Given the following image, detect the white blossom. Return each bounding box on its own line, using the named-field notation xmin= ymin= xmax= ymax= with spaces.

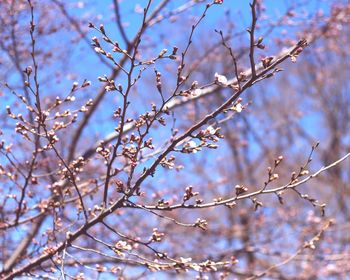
xmin=215 ymin=72 xmax=228 ymax=86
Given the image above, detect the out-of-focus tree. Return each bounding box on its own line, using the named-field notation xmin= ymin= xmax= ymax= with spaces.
xmin=1 ymin=0 xmax=350 ymax=279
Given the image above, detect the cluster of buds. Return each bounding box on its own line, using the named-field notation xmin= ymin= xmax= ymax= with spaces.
xmin=98 ymin=75 xmax=123 ymax=93
xmin=23 ymin=66 xmax=33 ymax=76
xmin=234 ymin=72 xmax=247 ymax=84
xmin=197 ymin=126 xmax=223 ymax=142
xmin=252 ymin=198 xmax=263 ymax=211
xmin=0 ymin=142 xmax=11 ymax=153
xmin=177 ymin=64 xmax=186 ymax=85
xmin=96 ymin=142 xmax=110 ymax=159
xmin=183 ymin=186 xmax=199 ymax=202
xmin=89 ymin=204 xmax=103 ymax=217
xmin=227 ymin=99 xmax=244 ymax=113
xmin=215 ymin=72 xmax=228 ymax=87
xmin=54 ymin=109 xmax=71 ymax=119
xmin=99 ymin=24 xmax=125 ymax=54
xmin=92 ymin=36 xmax=106 ymax=55
xmin=71 ymin=82 xmax=79 ymax=92
xmin=42 ymin=130 xmax=59 ymax=150
xmin=261 ymin=56 xmax=274 ymax=69
xmin=47 ymin=88 xmax=90 ymax=128
xmin=35 ymin=111 xmax=50 ymax=124
xmin=160 ymin=155 xmax=175 ymax=169
xmin=142 ymin=47 xmax=177 ymax=64
xmin=122 ymin=144 xmax=137 ymax=162
xmin=113 ymin=240 xmax=132 ymax=257
xmin=113 ymin=107 xmax=122 ymax=118
xmin=290 ymin=38 xmax=308 ymax=63
xmin=81 ymin=79 xmax=91 ymax=88
xmin=172 ymin=46 xmax=178 ymax=56
xmin=256 ymin=36 xmax=265 ymax=49
xmin=52 ymin=116 xmax=78 ymax=131
xmin=122 ymin=133 xmax=141 ymax=144
xmin=158 ymin=49 xmax=167 ymax=58
xmin=200 ymin=126 xmax=225 ymax=151
xmin=264 ymin=155 xmax=283 ymax=185
xmin=134 ymin=112 xmax=152 ymax=128
xmin=235 ymin=184 xmax=248 ymax=196
xmin=157 ymin=198 xmax=170 ymax=207
xmin=104 ymin=81 xmax=116 ymax=92
xmin=37 ymin=199 xmax=56 ymax=213
xmin=112 ymin=42 xmax=123 ymax=53
xmin=43 ymin=246 xmax=57 ymax=255
xmin=179 ymin=80 xmax=199 ymax=97
xmin=143 ymin=138 xmax=154 ymax=149
xmin=78 ymin=99 xmax=93 ymax=114
xmin=182 ymin=126 xmax=224 ymax=154
xmin=155 ymin=70 xmax=162 ymax=94
xmin=267 ymin=166 xmax=279 ymax=182
xmin=182 ymin=140 xmax=201 ymax=154
xmin=114 ymin=240 xmax=132 ymax=251
xmin=91 ymin=24 xmax=128 ymax=63
xmin=6 ymin=106 xmax=25 ymax=120
xmin=151 ymin=228 xmax=165 ymax=242
xmin=52 ymin=96 xmax=63 ymax=108
xmin=95 ymin=264 xmax=107 ymax=273
xmin=69 ymin=156 xmax=85 ymax=174
xmin=115 ymin=180 xmax=125 ymax=193
xmin=157 ymin=116 xmax=166 ymax=126
xmin=194 ymin=218 xmax=208 ymax=231
xmin=15 ymin=122 xmax=30 ymax=140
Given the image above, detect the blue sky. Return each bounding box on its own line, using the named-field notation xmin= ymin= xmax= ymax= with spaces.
xmin=0 ymin=0 xmax=344 ymax=278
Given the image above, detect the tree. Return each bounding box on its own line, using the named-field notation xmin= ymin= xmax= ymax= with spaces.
xmin=1 ymin=0 xmax=350 ymax=279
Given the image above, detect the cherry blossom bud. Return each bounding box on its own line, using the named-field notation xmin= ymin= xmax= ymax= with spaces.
xmin=215 ymin=72 xmax=228 ymax=86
